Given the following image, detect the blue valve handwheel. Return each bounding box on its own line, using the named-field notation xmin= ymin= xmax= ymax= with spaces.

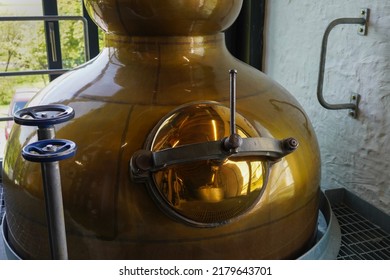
xmin=22 ymin=139 xmax=77 ymax=163
xmin=14 ymin=104 xmax=75 ymax=127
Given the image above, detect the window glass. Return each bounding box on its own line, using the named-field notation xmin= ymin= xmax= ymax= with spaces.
xmin=58 ymin=0 xmax=87 ymax=68
xmin=1 ymin=0 xmax=100 ymax=156
xmin=0 ymin=0 xmax=43 ymax=16
xmin=0 ymin=0 xmax=47 ymax=145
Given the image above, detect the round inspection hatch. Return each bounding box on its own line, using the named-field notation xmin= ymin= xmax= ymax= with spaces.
xmin=143 ymin=102 xmax=269 ymax=227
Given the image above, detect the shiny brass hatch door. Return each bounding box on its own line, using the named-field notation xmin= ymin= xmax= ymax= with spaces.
xmin=130 ymin=100 xmax=298 ymax=227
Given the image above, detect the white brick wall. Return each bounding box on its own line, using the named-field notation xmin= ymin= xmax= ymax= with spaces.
xmin=264 ymin=0 xmax=390 ymax=214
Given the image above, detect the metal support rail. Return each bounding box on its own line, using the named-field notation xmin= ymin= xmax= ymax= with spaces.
xmin=0 ymin=15 xmax=90 ymax=78
xmin=0 ymin=117 xmax=14 ymax=122
xmin=316 ymin=9 xmax=369 ymax=118
xmin=0 ymin=69 xmax=69 ymax=77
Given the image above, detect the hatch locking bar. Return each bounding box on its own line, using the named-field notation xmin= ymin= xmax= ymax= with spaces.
xmin=130 ymin=70 xmax=299 ymax=181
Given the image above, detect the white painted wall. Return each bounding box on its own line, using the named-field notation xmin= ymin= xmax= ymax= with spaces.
xmin=264 ymin=0 xmax=390 ymax=214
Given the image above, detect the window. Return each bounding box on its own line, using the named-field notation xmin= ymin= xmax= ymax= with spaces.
xmin=0 ymin=0 xmax=99 ymax=156
xmin=0 ymin=0 xmax=265 ymax=157
xmin=225 ymin=0 xmax=265 ymax=70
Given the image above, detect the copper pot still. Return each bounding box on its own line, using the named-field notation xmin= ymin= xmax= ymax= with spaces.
xmin=2 ymin=0 xmax=321 ymax=259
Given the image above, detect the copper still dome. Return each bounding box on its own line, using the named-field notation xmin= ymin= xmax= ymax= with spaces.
xmin=2 ymin=0 xmax=321 ymax=259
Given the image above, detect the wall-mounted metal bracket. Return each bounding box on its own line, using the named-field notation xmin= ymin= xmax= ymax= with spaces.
xmin=358 ymin=8 xmax=369 ymax=35
xmin=316 ymin=8 xmax=369 ymax=118
xmin=348 ymin=94 xmax=360 ymax=118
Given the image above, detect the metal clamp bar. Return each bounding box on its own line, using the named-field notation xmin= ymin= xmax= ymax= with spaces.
xmin=130 ymin=136 xmax=298 ymax=181
xmin=130 ymin=69 xmax=298 ymax=182
xmin=317 ymin=8 xmax=369 ymax=118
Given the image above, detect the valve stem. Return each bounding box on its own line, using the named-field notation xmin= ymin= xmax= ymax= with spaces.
xmin=223 ymin=69 xmax=242 ymax=153
xmin=229 ymin=69 xmax=237 ymax=135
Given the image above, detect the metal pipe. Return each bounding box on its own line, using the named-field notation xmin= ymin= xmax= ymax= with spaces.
xmin=317 ymin=16 xmax=367 ymax=113
xmin=14 ymin=105 xmax=76 ymax=260
xmin=40 ymin=160 xmax=68 ymax=260
xmin=38 ymin=126 xmax=56 ymax=140
xmin=0 ymin=117 xmax=13 ymax=122
xmin=36 ymin=127 xmax=68 ymax=260
xmin=0 ymin=15 xmax=89 ymax=22
xmin=229 ymin=69 xmax=237 ymax=135
xmin=35 ymin=121 xmax=67 ymax=259
xmin=0 ymin=69 xmax=68 ymax=77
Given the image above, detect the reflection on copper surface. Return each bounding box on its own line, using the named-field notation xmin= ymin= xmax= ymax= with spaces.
xmin=85 ymin=0 xmax=243 ymax=36
xmin=2 ymin=0 xmax=321 ymax=259
xmin=148 ymin=102 xmax=266 ymax=224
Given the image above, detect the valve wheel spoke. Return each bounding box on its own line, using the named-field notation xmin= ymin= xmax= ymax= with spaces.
xmin=22 ymin=139 xmax=77 ymax=163
xmin=14 ymin=104 xmax=75 ymax=127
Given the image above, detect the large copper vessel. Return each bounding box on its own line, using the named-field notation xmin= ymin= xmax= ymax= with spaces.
xmin=2 ymin=0 xmax=321 ymax=259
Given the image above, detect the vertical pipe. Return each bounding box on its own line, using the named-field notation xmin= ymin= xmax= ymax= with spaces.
xmin=40 ymin=161 xmax=68 ymax=260
xmin=37 ymin=125 xmax=68 ymax=260
xmin=38 ymin=126 xmax=55 ymax=140
xmin=229 ymin=69 xmax=237 ymax=136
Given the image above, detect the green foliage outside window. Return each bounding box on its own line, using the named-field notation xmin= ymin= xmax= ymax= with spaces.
xmin=0 ymin=0 xmax=91 ymax=105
